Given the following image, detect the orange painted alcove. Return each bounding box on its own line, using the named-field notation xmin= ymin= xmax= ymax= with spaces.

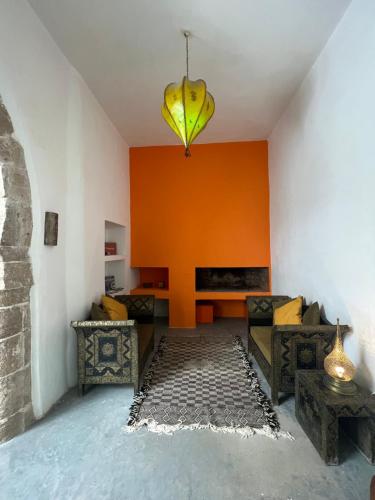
xmin=130 ymin=141 xmax=271 ymax=327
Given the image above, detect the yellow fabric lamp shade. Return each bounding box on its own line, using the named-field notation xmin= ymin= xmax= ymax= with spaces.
xmin=162 ymin=76 xmax=215 ymax=157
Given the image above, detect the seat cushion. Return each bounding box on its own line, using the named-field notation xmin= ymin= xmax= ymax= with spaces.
xmin=137 ymin=323 xmax=154 ymax=360
xmin=250 ymin=326 xmax=272 ymax=365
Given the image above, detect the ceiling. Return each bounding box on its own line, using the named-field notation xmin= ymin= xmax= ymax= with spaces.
xmin=28 ymin=0 xmax=350 ymax=147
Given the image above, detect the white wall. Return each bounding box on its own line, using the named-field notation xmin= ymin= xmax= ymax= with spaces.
xmin=269 ymin=0 xmax=375 ymax=390
xmin=0 ymin=0 xmax=135 ymax=417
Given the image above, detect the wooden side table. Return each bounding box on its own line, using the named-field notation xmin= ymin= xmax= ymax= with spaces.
xmin=295 ymin=370 xmax=375 ymax=465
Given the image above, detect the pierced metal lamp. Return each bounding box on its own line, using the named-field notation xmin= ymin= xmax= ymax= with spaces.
xmin=162 ymin=31 xmax=215 ymax=157
xmin=323 ymin=318 xmax=357 ymax=395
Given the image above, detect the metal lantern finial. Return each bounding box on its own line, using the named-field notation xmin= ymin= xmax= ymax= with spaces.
xmin=161 ymin=31 xmax=215 ymax=157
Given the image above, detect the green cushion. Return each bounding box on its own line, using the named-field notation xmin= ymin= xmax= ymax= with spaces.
xmin=90 ymin=302 xmax=109 ymax=321
xmin=303 ymin=302 xmax=320 ymax=325
xmin=250 ymin=326 xmax=272 ymax=365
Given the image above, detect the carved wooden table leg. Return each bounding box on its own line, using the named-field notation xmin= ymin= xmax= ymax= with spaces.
xmin=358 ymin=417 xmax=375 ymax=464
xmin=321 ymin=405 xmax=339 ymax=465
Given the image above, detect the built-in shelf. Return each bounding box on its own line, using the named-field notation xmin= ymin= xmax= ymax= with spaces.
xmin=195 ymin=290 xmax=271 ymax=301
xmin=104 ymin=255 xmax=126 ymax=262
xmin=134 ymin=267 xmax=169 ymax=289
xmin=195 ymin=267 xmax=270 ymax=293
xmin=130 ymin=287 xmax=170 ymax=300
xmin=107 ymin=288 xmax=129 ymax=297
xmin=105 ymin=220 xmax=127 ymax=293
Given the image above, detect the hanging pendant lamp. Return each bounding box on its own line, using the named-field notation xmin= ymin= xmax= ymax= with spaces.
xmin=162 ymin=31 xmax=215 ymax=157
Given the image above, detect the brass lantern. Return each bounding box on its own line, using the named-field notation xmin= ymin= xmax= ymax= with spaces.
xmin=162 ymin=32 xmax=215 ymax=157
xmin=323 ymin=319 xmax=357 ymax=395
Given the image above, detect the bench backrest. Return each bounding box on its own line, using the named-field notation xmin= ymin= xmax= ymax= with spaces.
xmin=115 ymin=294 xmax=155 ymax=323
xmin=246 ymin=295 xmax=290 ymax=326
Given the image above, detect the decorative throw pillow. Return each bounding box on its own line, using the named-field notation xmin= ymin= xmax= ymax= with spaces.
xmin=302 ymin=302 xmax=320 ymax=325
xmin=102 ymin=295 xmax=128 ymax=321
xmin=273 ymin=296 xmax=303 ymax=325
xmin=90 ymin=302 xmax=109 ymax=321
xmin=272 ymin=298 xmax=292 ymax=314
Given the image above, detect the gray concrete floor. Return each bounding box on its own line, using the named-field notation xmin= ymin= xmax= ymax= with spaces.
xmin=0 ymin=319 xmax=373 ymax=500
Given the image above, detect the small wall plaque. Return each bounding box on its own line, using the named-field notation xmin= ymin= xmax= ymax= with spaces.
xmin=44 ymin=212 xmax=58 ymax=246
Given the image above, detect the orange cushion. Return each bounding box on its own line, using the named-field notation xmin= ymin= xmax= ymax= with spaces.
xmin=101 ymin=295 xmax=128 ymax=321
xmin=273 ymin=296 xmax=302 ymax=325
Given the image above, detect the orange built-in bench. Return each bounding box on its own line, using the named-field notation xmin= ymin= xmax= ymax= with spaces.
xmin=130 ymin=266 xmax=271 ymax=322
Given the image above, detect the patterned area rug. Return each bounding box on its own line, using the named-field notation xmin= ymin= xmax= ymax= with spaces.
xmin=125 ymin=336 xmax=290 ymax=439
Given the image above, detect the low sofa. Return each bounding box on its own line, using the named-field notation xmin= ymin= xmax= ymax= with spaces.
xmin=71 ymin=295 xmax=155 ymax=395
xmin=246 ymin=295 xmax=348 ymax=405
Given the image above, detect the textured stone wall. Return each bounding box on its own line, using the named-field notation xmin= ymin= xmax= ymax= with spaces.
xmin=0 ymin=98 xmax=33 ymax=443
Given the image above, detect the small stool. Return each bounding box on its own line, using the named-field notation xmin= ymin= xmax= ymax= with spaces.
xmin=196 ymin=304 xmax=214 ymax=324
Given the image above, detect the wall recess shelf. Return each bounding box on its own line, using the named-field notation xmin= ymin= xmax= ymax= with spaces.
xmin=104 ymin=254 xmax=126 ymax=262
xmin=105 ymin=220 xmax=127 ymax=292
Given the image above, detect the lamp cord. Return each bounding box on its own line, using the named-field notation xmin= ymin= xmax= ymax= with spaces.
xmin=185 ymin=32 xmax=189 ymax=79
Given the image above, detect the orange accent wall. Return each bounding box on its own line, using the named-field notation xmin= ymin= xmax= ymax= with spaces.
xmin=130 ymin=141 xmax=270 ymax=327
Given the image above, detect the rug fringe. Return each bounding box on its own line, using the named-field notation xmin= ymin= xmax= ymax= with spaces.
xmin=232 ymin=336 xmax=283 ymax=435
xmin=124 ymin=418 xmax=292 ymax=440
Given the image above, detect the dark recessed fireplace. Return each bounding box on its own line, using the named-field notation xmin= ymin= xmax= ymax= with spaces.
xmin=195 ymin=267 xmax=269 ymax=292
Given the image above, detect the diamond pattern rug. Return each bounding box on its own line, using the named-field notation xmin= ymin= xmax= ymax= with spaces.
xmin=125 ymin=336 xmax=290 ymax=439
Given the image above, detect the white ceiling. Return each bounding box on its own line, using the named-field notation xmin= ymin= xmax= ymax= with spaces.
xmin=28 ymin=0 xmax=350 ymax=147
